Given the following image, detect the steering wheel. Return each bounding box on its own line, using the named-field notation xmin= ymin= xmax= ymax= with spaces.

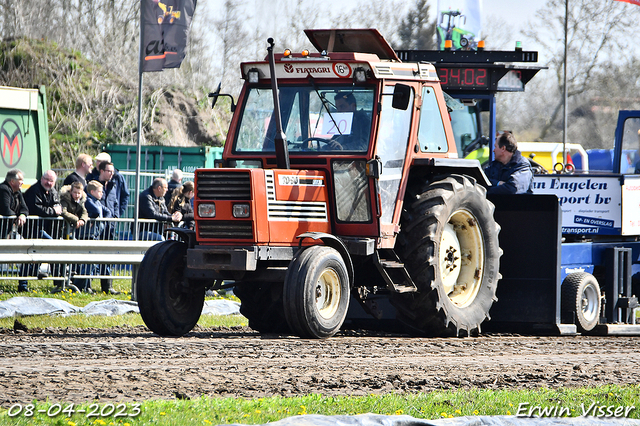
xmin=300 ymin=137 xmax=342 ymax=150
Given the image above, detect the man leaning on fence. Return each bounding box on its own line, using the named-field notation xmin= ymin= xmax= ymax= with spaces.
xmin=1 ymin=170 xmax=29 ymax=292
xmin=24 ymin=170 xmax=63 ymax=238
xmin=0 ymin=169 xmax=28 ymax=233
xmin=19 ymin=170 xmax=62 ymax=292
xmin=139 ymin=178 xmax=182 ymax=241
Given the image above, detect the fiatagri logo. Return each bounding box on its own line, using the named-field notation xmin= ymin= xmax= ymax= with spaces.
xmin=1 ymin=118 xmax=23 ymax=168
xmin=282 ymin=62 xmax=352 ymax=78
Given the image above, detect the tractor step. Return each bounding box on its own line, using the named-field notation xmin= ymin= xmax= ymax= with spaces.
xmin=373 ymin=250 xmax=417 ymax=293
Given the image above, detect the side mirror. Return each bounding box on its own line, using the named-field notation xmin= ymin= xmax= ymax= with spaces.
xmin=208 ymin=83 xmax=236 ymax=112
xmin=209 ymin=83 xmax=222 ymax=109
xmin=392 ymin=84 xmax=411 ymax=110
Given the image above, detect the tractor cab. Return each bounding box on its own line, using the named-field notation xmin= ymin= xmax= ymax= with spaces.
xmin=213 ymin=29 xmax=460 ymax=244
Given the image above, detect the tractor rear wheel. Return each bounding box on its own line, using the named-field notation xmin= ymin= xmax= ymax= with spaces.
xmin=233 ymin=282 xmax=290 ymax=334
xmin=137 ymin=240 xmax=205 ymax=336
xmin=392 ymin=175 xmax=501 ymax=336
xmin=283 ymin=245 xmax=350 ymax=338
xmin=561 ymin=272 xmax=601 ymax=332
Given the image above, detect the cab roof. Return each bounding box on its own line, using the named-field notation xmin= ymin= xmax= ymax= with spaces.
xmin=304 ymin=29 xmax=400 ymax=61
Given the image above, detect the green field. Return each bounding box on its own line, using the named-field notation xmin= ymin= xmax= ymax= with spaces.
xmin=0 ymin=386 xmax=638 ymax=425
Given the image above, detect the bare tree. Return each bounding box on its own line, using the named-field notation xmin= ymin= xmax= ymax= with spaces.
xmin=397 ymin=0 xmax=436 ymax=50
xmin=521 ymin=0 xmax=640 ymax=145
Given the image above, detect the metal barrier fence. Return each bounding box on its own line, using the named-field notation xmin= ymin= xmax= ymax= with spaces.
xmin=0 ymin=216 xmax=169 ymax=285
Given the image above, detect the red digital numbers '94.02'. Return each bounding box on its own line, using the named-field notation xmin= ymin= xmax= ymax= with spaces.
xmin=437 ymin=68 xmax=488 ymax=88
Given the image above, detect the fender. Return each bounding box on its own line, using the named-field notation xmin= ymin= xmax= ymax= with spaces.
xmin=296 ymin=232 xmax=354 ymax=286
xmin=165 ymin=227 xmax=197 ymax=248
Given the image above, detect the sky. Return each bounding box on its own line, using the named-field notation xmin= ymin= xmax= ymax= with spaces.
xmin=213 ymin=0 xmax=550 ymax=57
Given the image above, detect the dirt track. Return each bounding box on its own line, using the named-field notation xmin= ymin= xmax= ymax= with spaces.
xmin=1 ymin=325 xmax=639 ymax=407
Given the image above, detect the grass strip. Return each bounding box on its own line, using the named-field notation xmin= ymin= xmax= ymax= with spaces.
xmin=0 ymin=386 xmax=638 ymax=425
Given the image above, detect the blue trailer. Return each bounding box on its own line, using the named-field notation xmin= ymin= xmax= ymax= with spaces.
xmin=487 ymin=111 xmax=640 ymax=335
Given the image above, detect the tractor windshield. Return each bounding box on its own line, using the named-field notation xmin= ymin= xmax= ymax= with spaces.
xmin=233 ymin=85 xmax=374 ymax=154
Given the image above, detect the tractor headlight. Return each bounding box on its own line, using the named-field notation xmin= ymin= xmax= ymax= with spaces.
xmin=198 ymin=203 xmax=216 ymax=218
xmin=232 ymin=203 xmax=250 ymax=218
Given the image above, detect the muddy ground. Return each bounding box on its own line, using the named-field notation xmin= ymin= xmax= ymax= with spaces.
xmin=1 ymin=325 xmax=639 ymax=407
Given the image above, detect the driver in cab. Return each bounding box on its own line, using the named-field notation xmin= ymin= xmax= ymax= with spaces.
xmin=326 ymin=92 xmax=369 ymax=151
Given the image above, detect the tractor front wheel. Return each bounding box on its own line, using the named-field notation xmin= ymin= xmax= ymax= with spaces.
xmin=283 ymin=246 xmax=350 ymax=338
xmin=137 ymin=240 xmax=205 ymax=336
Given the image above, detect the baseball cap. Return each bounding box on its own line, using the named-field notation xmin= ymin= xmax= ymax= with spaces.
xmin=95 ymin=152 xmax=111 ymax=162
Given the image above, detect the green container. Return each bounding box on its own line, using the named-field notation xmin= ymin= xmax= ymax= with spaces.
xmin=103 ymin=144 xmax=224 ymax=174
xmin=0 ymin=85 xmax=51 ymax=188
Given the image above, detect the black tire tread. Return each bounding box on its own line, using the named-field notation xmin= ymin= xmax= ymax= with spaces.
xmin=561 ymin=272 xmax=601 ymax=332
xmin=137 ymin=241 xmax=204 ymax=336
xmin=391 ymin=174 xmax=501 ymax=336
xmin=283 ymin=245 xmax=350 ymax=338
xmin=234 ymin=282 xmax=290 ymax=334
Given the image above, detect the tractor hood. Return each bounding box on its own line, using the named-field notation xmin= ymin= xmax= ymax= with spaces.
xmin=304 ymin=28 xmax=400 ymax=61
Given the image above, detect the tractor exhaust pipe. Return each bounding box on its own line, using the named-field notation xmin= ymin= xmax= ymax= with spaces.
xmin=267 ymin=37 xmax=290 ymax=169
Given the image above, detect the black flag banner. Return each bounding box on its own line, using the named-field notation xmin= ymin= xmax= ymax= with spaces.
xmin=141 ymin=0 xmax=197 ymax=72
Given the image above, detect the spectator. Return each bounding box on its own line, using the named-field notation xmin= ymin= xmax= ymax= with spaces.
xmin=60 ymin=181 xmax=91 ymax=292
xmin=169 ymin=181 xmax=194 ymax=230
xmin=0 ymin=169 xmax=28 ymax=232
xmin=484 ymin=131 xmax=533 ymax=195
xmin=84 ymin=180 xmax=120 ymax=295
xmin=63 ymin=153 xmax=93 ymax=187
xmin=21 ymin=170 xmax=62 ymax=292
xmin=84 ymin=181 xmax=113 ymax=236
xmin=139 ymin=178 xmax=182 ymax=240
xmin=60 ymin=182 xmax=89 ymax=238
xmin=24 ymin=170 xmax=62 ymax=238
xmin=87 ymin=152 xmax=130 ymax=218
xmin=165 ymin=168 xmax=183 ymax=207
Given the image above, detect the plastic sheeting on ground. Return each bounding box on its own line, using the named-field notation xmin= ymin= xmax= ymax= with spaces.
xmin=226 ymin=414 xmax=640 ymax=426
xmin=0 ymin=297 xmax=240 ymax=318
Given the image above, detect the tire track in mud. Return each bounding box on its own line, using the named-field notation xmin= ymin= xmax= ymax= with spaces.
xmin=1 ymin=326 xmax=638 ymax=406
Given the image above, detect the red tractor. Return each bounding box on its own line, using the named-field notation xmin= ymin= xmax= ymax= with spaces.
xmin=136 ymin=29 xmax=501 ymax=338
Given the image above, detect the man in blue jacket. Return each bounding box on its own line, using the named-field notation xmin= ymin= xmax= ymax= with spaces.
xmin=484 ymin=131 xmax=533 ymax=195
xmin=84 ymin=180 xmax=120 ymax=294
xmin=87 ymin=152 xmax=130 ymax=218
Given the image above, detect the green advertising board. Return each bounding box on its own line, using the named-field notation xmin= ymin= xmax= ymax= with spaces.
xmin=0 ymin=85 xmax=51 ymax=188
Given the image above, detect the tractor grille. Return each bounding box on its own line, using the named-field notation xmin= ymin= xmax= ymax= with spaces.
xmin=197 ymin=171 xmax=251 ymax=200
xmin=198 ymin=221 xmax=253 ymax=239
xmin=265 ymin=171 xmax=328 ymax=221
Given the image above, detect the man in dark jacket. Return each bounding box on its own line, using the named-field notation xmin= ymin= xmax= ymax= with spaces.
xmin=484 ymin=131 xmax=533 ymax=195
xmin=165 ymin=168 xmax=183 ymax=207
xmin=63 ymin=153 xmax=93 ymax=187
xmin=2 ymin=170 xmax=29 ymax=292
xmin=139 ymin=178 xmax=182 ymax=240
xmin=24 ymin=170 xmax=62 ymax=237
xmin=21 ymin=170 xmax=62 ymax=292
xmin=0 ymin=169 xmax=28 ymax=229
